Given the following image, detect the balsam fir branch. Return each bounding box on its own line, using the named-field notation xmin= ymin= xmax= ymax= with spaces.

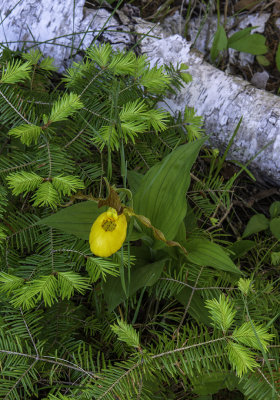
xmin=86 ymin=256 xmax=120 ymax=282
xmin=0 ymin=59 xmax=32 ymax=84
xmin=6 ymin=171 xmax=44 ymax=196
xmin=0 ymin=42 xmax=278 ymax=400
xmin=8 ymin=124 xmax=43 ymax=145
xmin=6 ymin=171 xmax=84 ymax=208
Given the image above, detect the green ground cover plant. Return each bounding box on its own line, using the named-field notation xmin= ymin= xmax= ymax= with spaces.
xmin=0 ymin=42 xmax=279 ymax=399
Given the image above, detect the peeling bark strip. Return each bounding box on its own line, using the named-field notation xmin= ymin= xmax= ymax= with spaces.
xmin=0 ymin=1 xmax=280 ymax=184
xmin=137 ymin=31 xmax=280 ymax=185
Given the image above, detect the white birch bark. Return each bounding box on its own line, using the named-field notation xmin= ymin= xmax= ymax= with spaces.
xmin=0 ymin=0 xmax=131 ymax=69
xmin=0 ymin=1 xmax=280 ymax=184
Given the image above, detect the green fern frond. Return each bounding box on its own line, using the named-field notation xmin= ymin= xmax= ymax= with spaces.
xmin=0 ymin=59 xmax=31 ymax=84
xmin=184 ymin=106 xmax=204 ymax=141
xmin=239 ymin=368 xmax=280 ymax=400
xmin=77 ymin=162 xmax=103 ymax=186
xmin=1 ymin=306 xmax=43 ymax=339
xmin=57 ymin=271 xmax=90 ymax=299
xmin=62 ymin=60 xmax=92 ymax=88
xmin=6 ymin=171 xmax=43 ymax=196
xmin=6 ymin=212 xmax=41 ymax=253
xmin=37 ymin=144 xmax=76 ymax=176
xmin=49 ymin=93 xmax=83 ymax=123
xmin=232 ymin=322 xmax=274 ymax=351
xmin=238 ymin=277 xmax=254 ymax=295
xmin=226 ymin=341 xmax=258 ymax=377
xmin=86 ymin=257 xmax=120 ymax=282
xmin=139 ymin=65 xmax=171 ymax=94
xmin=0 ymin=272 xmax=25 ymax=294
xmin=144 ymin=109 xmax=169 ymax=132
xmin=120 ymin=120 xmax=148 ymax=139
xmin=108 ymin=51 xmax=136 ymax=75
xmin=8 ymin=123 xmax=42 ymax=145
xmin=47 ymin=394 xmax=73 ymax=400
xmin=0 ymin=152 xmax=36 ymax=177
xmin=0 ymin=185 xmax=8 ymax=218
xmin=0 ymin=84 xmax=36 ymax=127
xmin=32 ymin=181 xmax=60 ymax=208
xmin=93 ymin=125 xmax=119 ymax=150
xmin=39 ymin=57 xmax=57 ymax=72
xmin=119 ymin=100 xmax=149 ymax=139
xmin=88 ymin=357 xmax=146 ymax=400
xmin=87 ymin=43 xmax=112 ymax=67
xmin=111 ymin=319 xmax=140 ymax=349
xmin=205 ymin=294 xmax=237 ymax=332
xmin=22 ymin=49 xmax=42 ymax=65
xmin=120 ymin=99 xmax=147 ymax=120
xmin=52 ymin=175 xmax=85 ymax=196
xmin=11 ymin=274 xmax=58 ymax=309
xmin=132 ymin=55 xmax=148 ymax=78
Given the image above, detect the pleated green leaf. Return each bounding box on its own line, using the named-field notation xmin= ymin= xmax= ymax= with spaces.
xmin=38 ymin=201 xmax=103 ymax=239
xmin=185 ymin=239 xmax=241 ymax=275
xmin=133 ymin=138 xmax=205 ymax=242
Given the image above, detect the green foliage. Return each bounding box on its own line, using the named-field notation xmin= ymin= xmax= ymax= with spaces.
xmin=210 ymin=24 xmax=228 ymax=62
xmin=22 ymin=48 xmax=42 ymax=65
xmin=270 ymin=217 xmax=280 ymax=239
xmin=138 ymin=65 xmax=172 ymax=93
xmin=183 ymin=106 xmax=204 ymax=141
xmin=0 ymin=59 xmax=31 ymax=84
xmin=0 ymin=42 xmax=278 ymax=400
xmin=52 ymin=175 xmax=85 ymax=196
xmin=243 ymin=214 xmax=270 ymax=237
xmin=31 ymin=181 xmax=60 ymax=209
xmin=6 ymin=171 xmax=43 ymax=195
xmin=185 ymin=238 xmax=241 ymax=274
xmin=232 ymin=322 xmax=274 ymax=351
xmin=49 ymin=92 xmax=84 ymax=123
xmin=86 ymin=43 xmax=112 ymax=67
xmin=8 ymin=123 xmax=43 ymax=145
xmin=108 ymin=51 xmax=136 ymax=75
xmin=238 ymin=278 xmax=254 ymax=295
xmin=39 ymin=201 xmax=101 ymax=239
xmin=9 ymin=271 xmax=90 ymax=309
xmin=210 ymin=25 xmax=268 ymax=63
xmin=205 ymin=294 xmax=236 ymax=332
xmin=243 ymin=206 xmax=280 ymax=240
xmin=0 ymin=271 xmax=25 ymax=294
xmin=227 ymin=341 xmax=258 ymax=377
xmin=104 ymin=259 xmax=165 ymax=311
xmin=269 ymin=201 xmax=280 ymax=218
xmin=111 ymin=319 xmax=140 ymax=348
xmin=134 ymin=138 xmax=205 ymax=242
xmin=228 ymin=27 xmax=268 ymax=55
xmin=39 ymin=56 xmax=57 ymax=72
xmin=271 ymin=251 xmax=280 ymax=266
xmin=86 ymin=256 xmax=120 ymax=282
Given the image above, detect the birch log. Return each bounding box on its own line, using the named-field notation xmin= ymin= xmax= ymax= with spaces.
xmin=1 ymin=1 xmax=280 ymax=185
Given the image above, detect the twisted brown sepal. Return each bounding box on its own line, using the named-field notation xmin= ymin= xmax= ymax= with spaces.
xmin=125 ymin=209 xmax=188 ymax=256
xmin=98 ymin=186 xmax=122 ymax=214
xmin=61 ymin=192 xmax=99 ymax=207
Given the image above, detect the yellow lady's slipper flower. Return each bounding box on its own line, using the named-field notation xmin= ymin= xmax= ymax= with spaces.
xmin=89 ymin=207 xmax=127 ymax=257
